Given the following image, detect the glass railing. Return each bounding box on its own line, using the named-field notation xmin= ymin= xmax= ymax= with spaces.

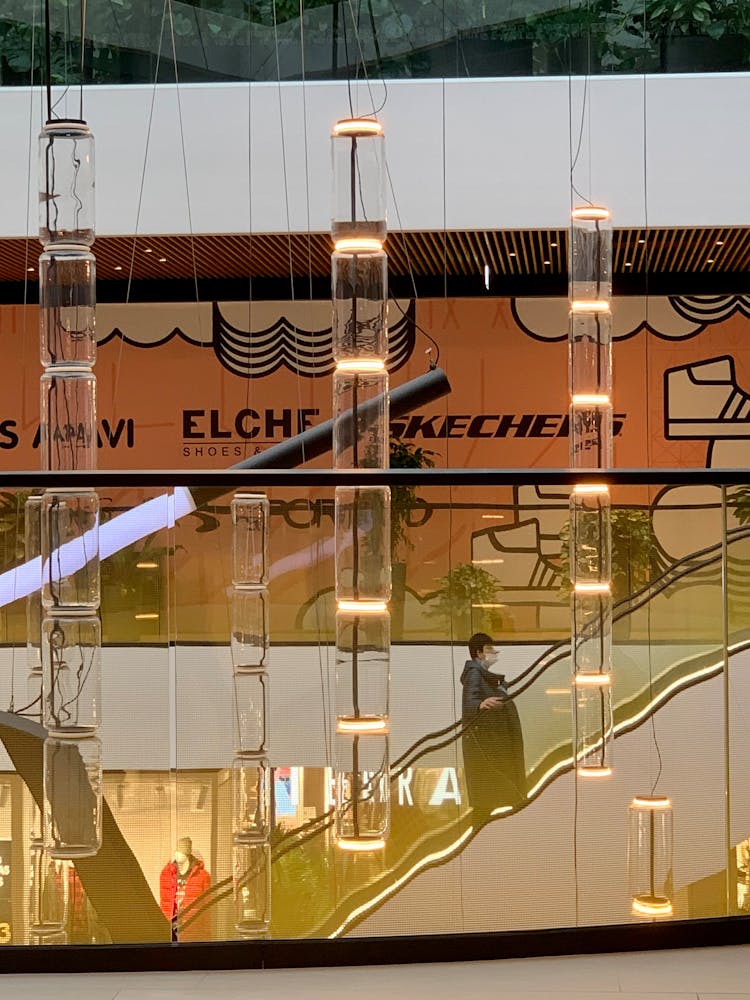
xmin=2 ymin=0 xmax=749 ymax=87
xmin=0 ymin=469 xmax=746 ymax=947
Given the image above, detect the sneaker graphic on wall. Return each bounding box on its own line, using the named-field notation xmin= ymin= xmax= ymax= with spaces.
xmin=665 ymin=356 xmax=750 ymax=440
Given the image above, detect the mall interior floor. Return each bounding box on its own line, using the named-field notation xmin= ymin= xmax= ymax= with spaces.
xmin=0 ymin=943 xmax=748 ymax=998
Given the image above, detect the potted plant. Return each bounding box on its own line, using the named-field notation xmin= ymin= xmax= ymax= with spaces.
xmin=426 ymin=562 xmax=505 ymax=640
xmin=647 ymin=0 xmax=748 ymax=72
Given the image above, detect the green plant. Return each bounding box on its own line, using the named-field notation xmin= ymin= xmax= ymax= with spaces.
xmin=389 ymin=439 xmax=435 ymax=560
xmin=426 ymin=562 xmax=504 ymax=638
xmin=558 ymin=506 xmax=656 ymax=604
xmin=646 ymin=0 xmax=737 ymax=37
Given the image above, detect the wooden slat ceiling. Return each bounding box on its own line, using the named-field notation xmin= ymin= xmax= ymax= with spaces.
xmin=0 ymin=227 xmax=748 ymax=284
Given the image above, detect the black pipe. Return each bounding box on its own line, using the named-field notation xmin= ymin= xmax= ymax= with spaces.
xmin=232 ymin=365 xmax=451 ymax=471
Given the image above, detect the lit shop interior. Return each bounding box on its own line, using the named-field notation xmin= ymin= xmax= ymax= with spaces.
xmin=0 ymin=0 xmax=749 ymax=963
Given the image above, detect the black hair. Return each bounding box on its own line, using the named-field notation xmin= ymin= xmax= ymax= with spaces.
xmin=468 ymin=632 xmax=493 ymax=659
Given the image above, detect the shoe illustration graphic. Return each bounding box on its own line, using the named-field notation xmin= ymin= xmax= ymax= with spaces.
xmin=665 ymin=355 xmax=750 ymax=439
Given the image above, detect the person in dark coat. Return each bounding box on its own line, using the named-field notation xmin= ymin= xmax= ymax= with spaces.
xmin=460 ymin=632 xmax=526 ymax=816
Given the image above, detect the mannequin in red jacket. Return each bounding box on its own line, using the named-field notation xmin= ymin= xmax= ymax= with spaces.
xmin=159 ymin=837 xmax=212 ymax=941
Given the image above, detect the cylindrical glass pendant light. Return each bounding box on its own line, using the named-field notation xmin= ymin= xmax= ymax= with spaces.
xmin=39 ymin=121 xmax=95 ymax=247
xmin=43 ymin=735 xmax=103 ymax=859
xmin=334 ymin=733 xmax=390 ymax=850
xmin=231 ymin=588 xmax=270 ymax=672
xmin=39 ymin=246 xmax=96 ymax=367
xmin=574 ymin=681 xmax=613 ymax=777
xmin=331 ymin=115 xmax=392 ymax=850
xmin=29 ymin=846 xmax=68 ymax=937
xmin=335 ymin=609 xmax=390 ymax=733
xmin=569 ymin=205 xmax=612 ymax=305
xmin=41 ymin=489 xmax=100 ymax=612
xmin=331 ymin=119 xmax=386 ymax=244
xmin=39 ymin=368 xmax=97 ymax=472
xmin=233 ymin=842 xmax=271 ymax=936
xmin=568 ymin=203 xmax=614 ymax=777
xmin=628 ymin=794 xmax=674 ymax=916
xmin=42 ymin=615 xmax=101 ymax=737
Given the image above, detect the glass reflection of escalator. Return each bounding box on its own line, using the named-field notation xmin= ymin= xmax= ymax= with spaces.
xmin=181 ymin=522 xmax=750 ymax=941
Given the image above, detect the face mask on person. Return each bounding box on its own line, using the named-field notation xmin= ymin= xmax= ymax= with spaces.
xmin=484 ymin=650 xmax=498 ymax=666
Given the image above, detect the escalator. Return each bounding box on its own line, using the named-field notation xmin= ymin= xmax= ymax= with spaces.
xmin=173 ymin=519 xmax=750 ymax=940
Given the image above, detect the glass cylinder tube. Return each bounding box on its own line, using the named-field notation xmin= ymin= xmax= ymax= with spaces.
xmin=574 ymin=682 xmax=613 ymax=777
xmin=335 ymin=610 xmax=390 ymax=733
xmin=25 ymin=494 xmax=43 ymax=673
xmin=39 ymin=121 xmax=95 ymax=246
xmin=39 ymin=368 xmax=97 ymax=472
xmin=332 ymin=249 xmax=388 ymax=363
xmin=569 ymin=310 xmax=612 ymax=398
xmin=572 ymin=585 xmax=612 ymax=678
xmin=42 ymin=615 xmax=101 ymax=736
xmin=628 ymin=795 xmax=674 ymax=917
xmin=39 ymin=246 xmax=96 ymax=367
xmin=41 ymin=489 xmax=100 ymax=611
xmin=569 ymin=399 xmax=613 ymax=469
xmin=232 ymin=757 xmax=271 ymax=843
xmin=231 ymin=494 xmax=269 ymax=587
xmin=333 ymin=366 xmax=389 ymax=469
xmin=570 ymin=486 xmax=611 ymax=585
xmin=232 ymin=670 xmax=269 ymax=755
xmin=233 ymin=842 xmax=271 ymax=935
xmin=334 ymin=734 xmax=390 ymax=849
xmin=335 ymin=485 xmax=391 ymax=604
xmin=231 ymin=588 xmax=270 ymax=671
xmin=29 ymin=847 xmax=68 ymax=934
xmin=43 ymin=736 xmax=103 ymax=859
xmin=569 ymin=205 xmax=612 ymax=304
xmin=331 ymin=119 xmax=386 ymax=243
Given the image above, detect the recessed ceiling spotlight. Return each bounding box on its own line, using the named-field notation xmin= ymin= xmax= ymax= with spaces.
xmin=706 ymin=258 xmax=715 ymax=264
xmin=625 ymin=261 xmax=632 ymax=267
xmin=114 ymin=265 xmax=122 ymax=271
xmin=715 ymin=240 xmax=724 ymax=246
xmin=637 ymin=238 xmax=645 ymax=244
xmin=508 ymin=251 xmax=516 ymax=257
xmin=27 ymin=267 xmax=34 ymax=272
xmin=158 ymin=257 xmax=167 ymax=263
xmin=550 ymin=241 xmax=558 ymax=248
xmin=144 ymin=248 xmax=153 ymax=254
xmin=543 ymin=259 xmax=551 ymax=265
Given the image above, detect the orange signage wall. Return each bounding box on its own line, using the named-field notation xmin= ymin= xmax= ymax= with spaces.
xmin=2 ymin=294 xmax=749 ymax=472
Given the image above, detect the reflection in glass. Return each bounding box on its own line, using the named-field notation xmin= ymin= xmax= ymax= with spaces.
xmin=231 ymin=588 xmax=270 ymax=671
xmin=41 ymin=490 xmax=100 ymax=611
xmin=25 ymin=494 xmax=43 ymax=675
xmin=628 ymin=795 xmax=674 ymax=917
xmin=42 ymin=615 xmax=101 ymax=737
xmin=44 ymin=736 xmax=102 ymax=859
xmin=232 ymin=671 xmax=269 ymax=755
xmin=231 ymin=493 xmax=269 ymax=587
xmin=334 ymin=734 xmax=390 ymax=849
xmin=571 ymin=586 xmax=612 ymax=679
xmin=569 ymin=399 xmax=613 ymax=470
xmin=29 ymin=847 xmax=68 ymax=936
xmin=233 ymin=842 xmax=271 ymax=936
xmin=569 ymin=311 xmax=612 ymax=398
xmin=231 ymin=757 xmax=271 ymax=843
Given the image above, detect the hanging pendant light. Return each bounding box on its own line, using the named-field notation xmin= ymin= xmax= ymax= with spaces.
xmin=628 ymin=794 xmax=674 ymax=917
xmin=229 ymin=493 xmax=272 ymax=936
xmin=568 ymin=204 xmax=614 ymax=779
xmin=331 ymin=116 xmax=391 ymax=851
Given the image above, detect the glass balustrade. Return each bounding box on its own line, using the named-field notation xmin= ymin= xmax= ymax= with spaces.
xmin=2 ymin=0 xmax=748 ymax=87
xmin=0 ymin=470 xmax=742 ymax=945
